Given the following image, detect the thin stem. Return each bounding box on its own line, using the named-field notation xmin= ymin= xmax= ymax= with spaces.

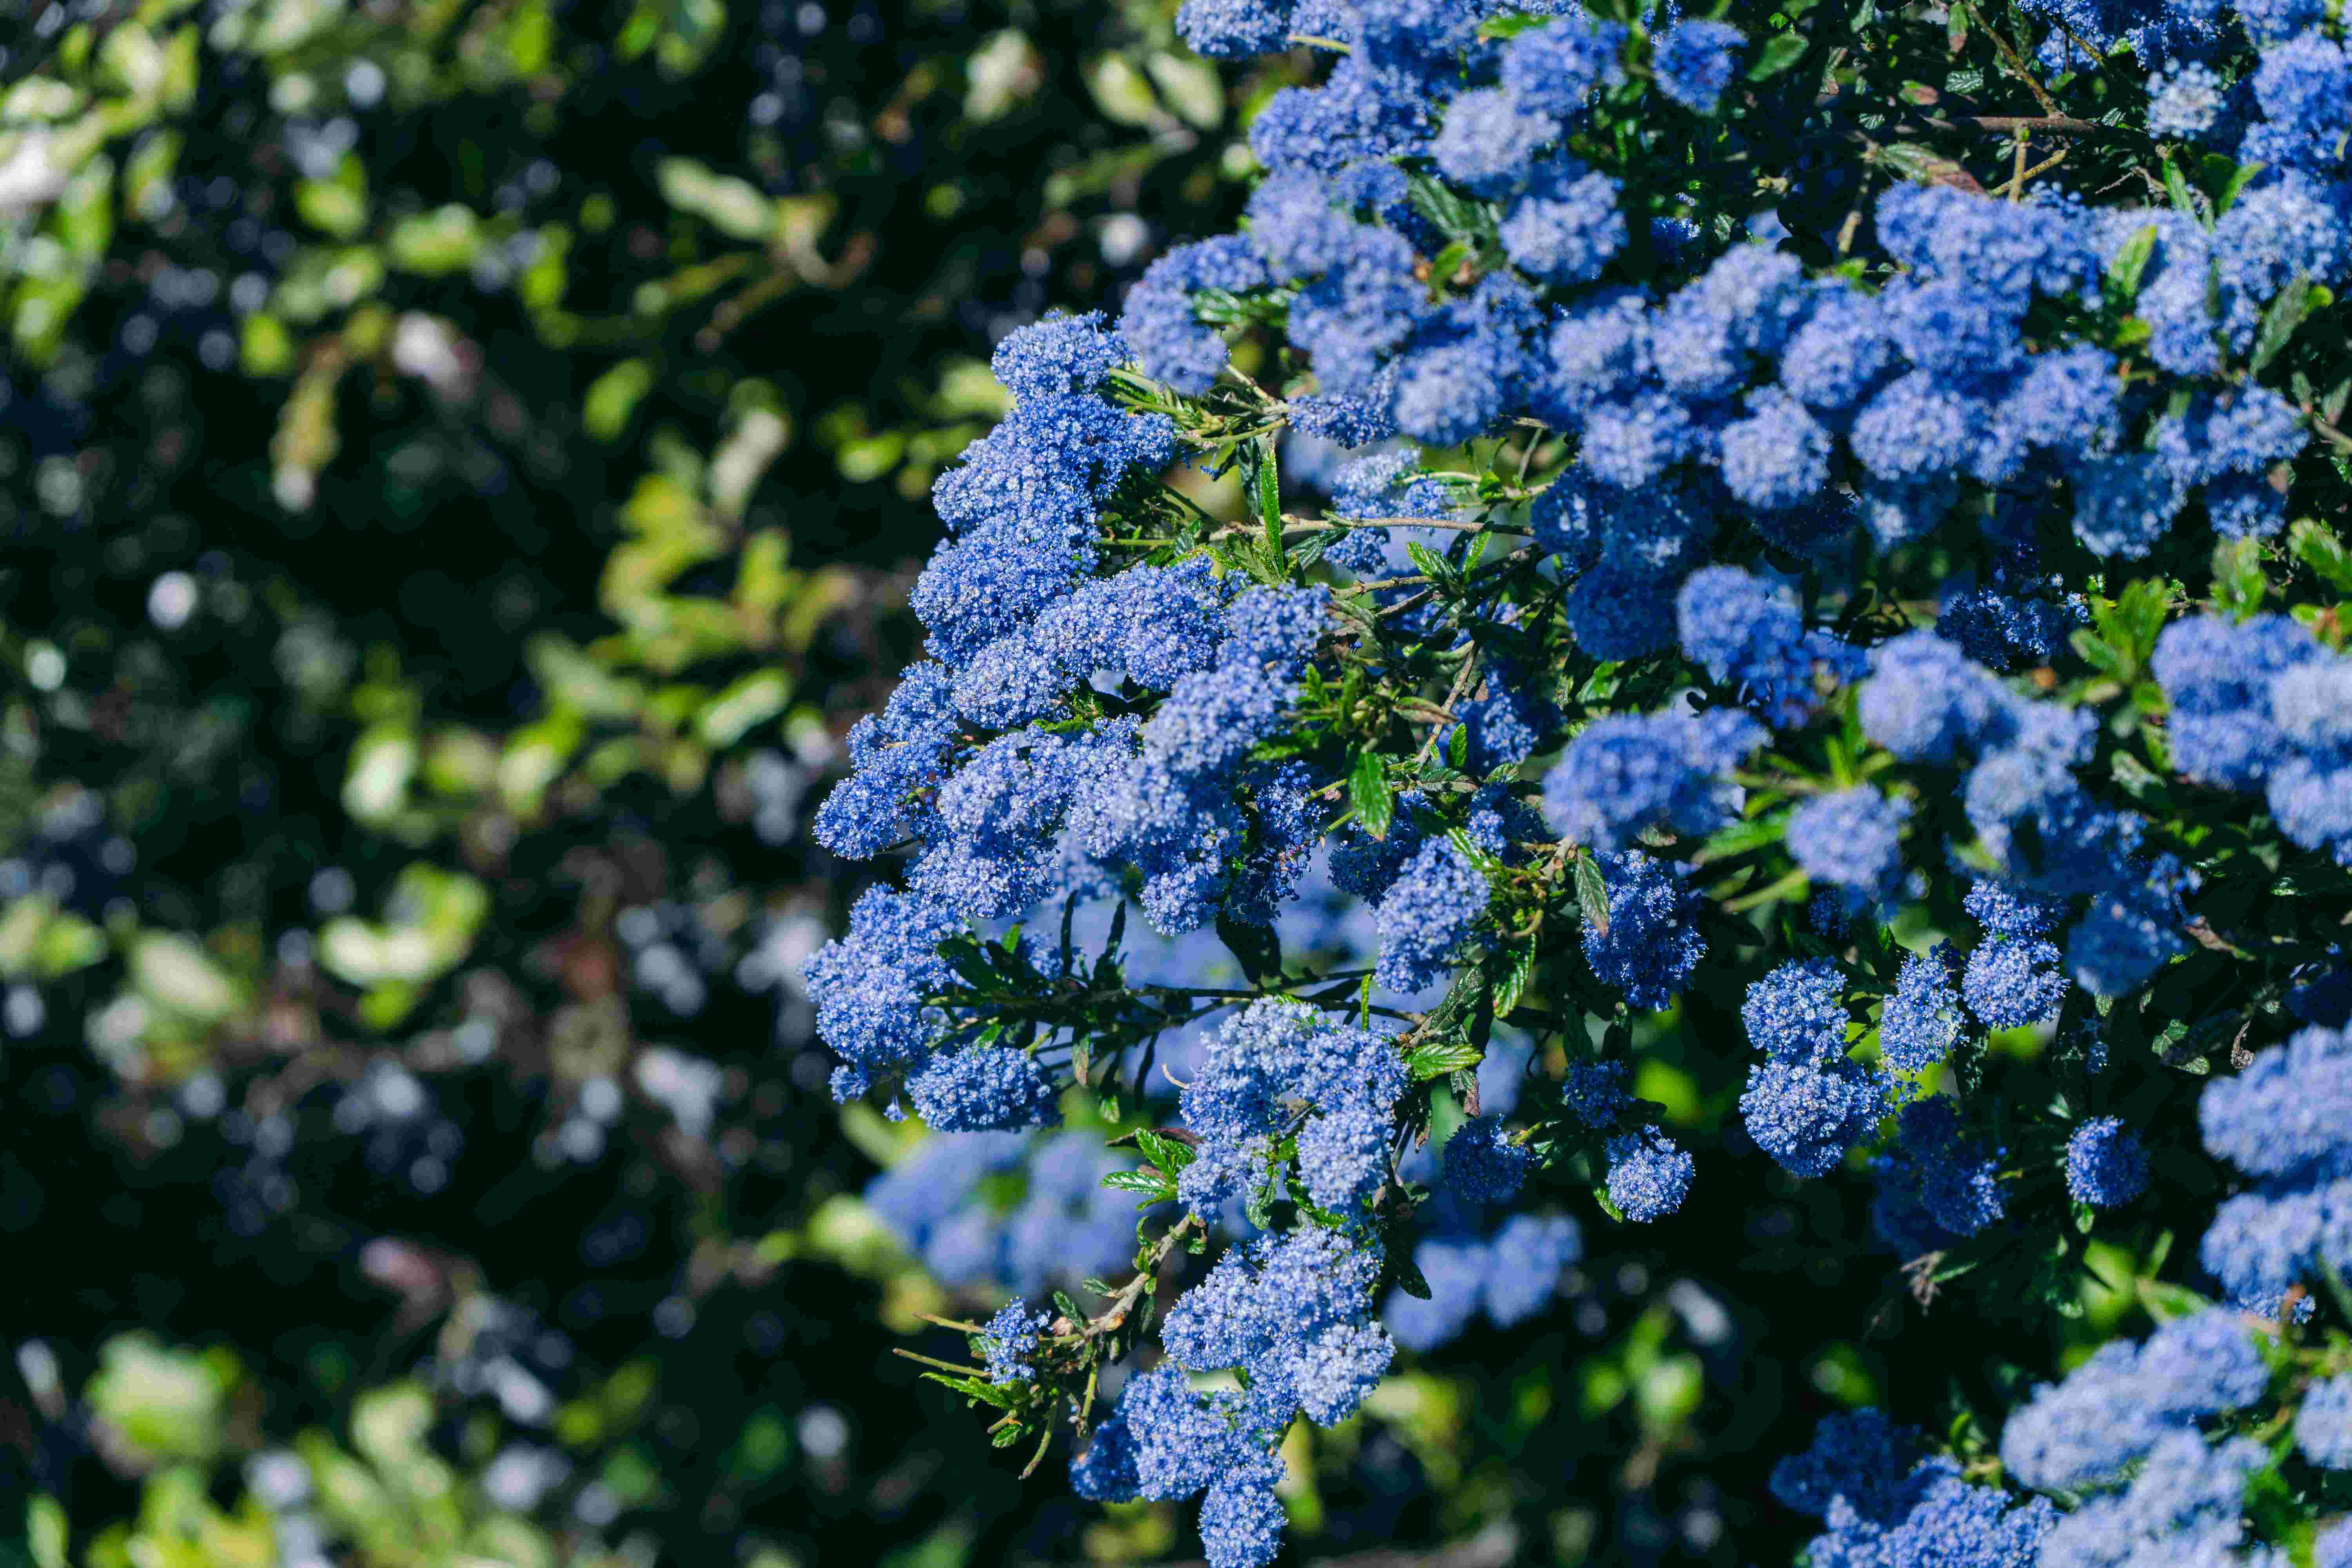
xmin=1414 ymin=649 xmax=1484 ymax=767
xmin=1980 ymin=25 xmax=2064 ymax=118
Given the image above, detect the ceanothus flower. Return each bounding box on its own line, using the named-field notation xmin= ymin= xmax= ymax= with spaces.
xmin=2298 ymin=1376 xmax=2352 ymax=1471
xmin=1605 ymin=1129 xmax=1696 ymax=1220
xmin=1651 ymin=20 xmax=1746 ymax=113
xmin=978 ymin=1301 xmax=1051 ymax=1384
xmin=1581 ymin=849 xmax=1705 ymax=1010
xmin=1373 ymin=837 xmax=1487 ymax=992
xmin=2065 ymin=1117 xmax=2151 ymax=1208
xmin=1541 ymin=707 xmax=1764 ymax=851
xmin=1787 ymin=788 xmax=1911 ymax=904
xmin=1879 ymin=943 xmax=1965 ymax=1073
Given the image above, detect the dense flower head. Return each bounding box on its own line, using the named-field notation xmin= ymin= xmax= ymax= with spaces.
xmin=2065 ymin=1117 xmax=2152 ymax=1208
xmin=1742 ymin=960 xmax=1852 ymax=1066
xmin=1880 ymin=943 xmax=1965 ymax=1073
xmin=978 ymin=1301 xmax=1051 ymax=1385
xmin=1604 ymin=1129 xmax=1696 ymax=1221
xmin=1871 ymin=1096 xmax=2008 ymax=1254
xmin=1741 ymin=1055 xmax=1890 ymax=1177
xmin=1775 ymin=1409 xmax=2058 ymax=1564
xmin=1541 ymin=707 xmax=1763 ymax=851
xmin=1442 ymin=1115 xmax=1534 ymax=1207
xmin=2298 ymin=1376 xmax=2352 ymax=1470
xmin=1373 ymin=837 xmax=1488 ymax=992
xmin=1787 ymin=788 xmax=1912 ymax=904
xmin=1651 ymin=20 xmax=1746 ymax=113
xmin=1580 ymin=849 xmax=1706 ymax=1010
xmin=1962 ymin=933 xmax=2069 ymax=1031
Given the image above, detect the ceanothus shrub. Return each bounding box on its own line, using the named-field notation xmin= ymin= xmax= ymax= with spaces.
xmin=802 ymin=0 xmax=2352 ymax=1559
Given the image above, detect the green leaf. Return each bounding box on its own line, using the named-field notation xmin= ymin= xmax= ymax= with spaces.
xmin=2289 ymin=519 xmax=2352 ymax=593
xmin=1250 ymin=438 xmax=1285 ymax=571
xmin=2215 ymin=160 xmax=2268 ymax=215
xmin=920 ymin=1372 xmax=1016 ymax=1408
xmin=1134 ymin=1129 xmax=1198 ymax=1174
xmin=1103 ymin=1169 xmax=1175 ymax=1197
xmin=1446 ymin=718 xmax=1470 ymax=769
xmin=585 ymin=358 xmax=655 ymax=441
xmin=1404 ymin=540 xmax=1458 ymax=591
xmin=1574 ymin=852 xmax=1610 ymax=937
xmin=28 ymin=1497 xmax=66 ymax=1568
xmin=1476 ymin=11 xmax=1555 ymax=37
xmin=2250 ymin=277 xmax=2323 ymax=373
xmin=655 ymin=156 xmax=778 ymax=241
xmin=2211 ymin=535 xmax=2266 ymax=620
xmin=1214 ymin=914 xmax=1281 ymax=985
xmin=1406 ymin=1038 xmax=1486 ymax=1080
xmin=1746 ymin=30 xmax=1809 ymax=78
xmin=2163 ymin=158 xmax=2209 ymax=230
xmin=1351 ymin=749 xmax=1394 ymax=840
xmin=2090 ymin=577 xmax=2174 ymax=678
xmin=1392 ymin=1252 xmax=1434 ymax=1300
xmin=1491 ymin=942 xmax=1539 ymax=1020
xmin=2102 ymin=224 xmax=2158 ymax=307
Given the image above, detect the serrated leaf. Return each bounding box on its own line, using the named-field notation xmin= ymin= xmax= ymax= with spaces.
xmin=1393 ymin=1253 xmax=1434 ymax=1300
xmin=1103 ymin=1169 xmax=1176 ymax=1196
xmin=1406 ymin=1038 xmax=1486 ymax=1080
xmin=1575 ymin=853 xmax=1610 ymax=937
xmin=1351 ymin=749 xmax=1393 ymax=840
xmin=1447 ymin=718 xmax=1470 ymax=769
xmin=922 ymin=1372 xmax=1016 ymax=1407
xmin=1747 ymin=29 xmax=1808 ymax=78
xmin=1135 ymin=1129 xmax=1199 ymax=1174
xmin=2250 ymin=276 xmax=2322 ymax=373
xmin=1251 ymin=439 xmax=1285 ymax=570
xmin=1491 ymin=942 xmax=1539 ymax=1020
xmin=1405 ymin=540 xmax=1456 ymax=589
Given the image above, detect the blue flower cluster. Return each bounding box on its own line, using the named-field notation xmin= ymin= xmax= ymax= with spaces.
xmin=2198 ymin=1024 xmax=2352 ymax=1312
xmin=1861 ymin=632 xmax=2198 ymax=1000
xmin=810 ymin=0 xmax=2352 ymax=1546
xmin=1770 ymin=1410 xmax=2057 ymax=1566
xmin=979 ymin=1301 xmax=1051 ymax=1385
xmin=1579 ymin=849 xmax=1706 ymax=1010
xmin=1175 ymin=998 xmax=1407 ymax=1220
xmin=1739 ymin=960 xmax=1892 ymax=1178
xmin=1074 ymin=1226 xmax=1391 ymax=1567
xmin=1869 ymin=1096 xmax=2008 ymax=1256
xmin=2156 ymin=614 xmax=2352 ymax=864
